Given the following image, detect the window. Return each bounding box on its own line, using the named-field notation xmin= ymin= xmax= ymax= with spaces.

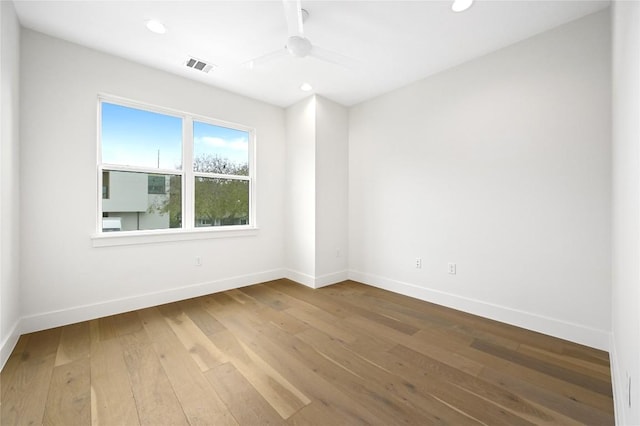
xmin=192 ymin=120 xmax=249 ymax=227
xmin=98 ymin=97 xmax=254 ymax=235
xmin=148 ymin=175 xmax=167 ymax=195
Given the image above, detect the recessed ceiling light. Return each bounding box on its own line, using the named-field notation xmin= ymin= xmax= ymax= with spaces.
xmin=300 ymin=83 xmax=313 ymax=92
xmin=146 ymin=20 xmax=166 ymax=34
xmin=452 ymin=0 xmax=473 ymax=12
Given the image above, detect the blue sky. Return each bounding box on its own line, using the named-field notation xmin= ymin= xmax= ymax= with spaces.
xmin=193 ymin=121 xmax=249 ymax=167
xmin=101 ymin=102 xmax=183 ymax=169
xmin=101 ymin=102 xmax=249 ymax=170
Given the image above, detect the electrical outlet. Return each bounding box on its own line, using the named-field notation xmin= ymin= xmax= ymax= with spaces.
xmin=448 ymin=263 xmax=456 ymax=274
xmin=195 ymin=256 xmax=202 ymax=266
xmin=415 ymin=258 xmax=422 ymax=269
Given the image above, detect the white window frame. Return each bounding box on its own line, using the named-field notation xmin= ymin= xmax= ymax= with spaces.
xmin=92 ymin=94 xmax=257 ymax=247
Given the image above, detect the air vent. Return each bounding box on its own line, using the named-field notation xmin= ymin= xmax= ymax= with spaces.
xmin=185 ymin=57 xmax=215 ymax=73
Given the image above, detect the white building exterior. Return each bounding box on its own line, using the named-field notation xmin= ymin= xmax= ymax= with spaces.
xmin=102 ymin=171 xmax=170 ymax=231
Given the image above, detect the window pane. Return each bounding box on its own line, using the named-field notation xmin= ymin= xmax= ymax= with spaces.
xmin=101 ymin=170 xmax=182 ymax=231
xmin=102 ymin=171 xmax=110 ymax=199
xmin=193 ymin=121 xmax=249 ymax=176
xmin=101 ymin=102 xmax=182 ymax=170
xmin=194 ymin=177 xmax=249 ymax=227
xmin=148 ymin=175 xmax=166 ymax=194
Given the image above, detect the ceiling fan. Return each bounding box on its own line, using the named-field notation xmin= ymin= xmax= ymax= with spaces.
xmin=244 ymin=0 xmax=358 ymax=69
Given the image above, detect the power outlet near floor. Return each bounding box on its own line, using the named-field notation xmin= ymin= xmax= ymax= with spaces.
xmin=415 ymin=258 xmax=422 ymax=269
xmin=448 ymin=263 xmax=457 ymax=274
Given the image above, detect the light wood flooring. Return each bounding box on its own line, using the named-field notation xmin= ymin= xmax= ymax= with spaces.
xmin=1 ymin=279 xmax=614 ymax=425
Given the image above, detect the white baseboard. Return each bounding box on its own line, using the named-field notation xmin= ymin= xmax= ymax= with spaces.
xmin=284 ymin=269 xmax=349 ymax=289
xmin=349 ymin=270 xmax=610 ymax=351
xmin=4 ymin=268 xmax=611 ymax=373
xmin=609 ymin=333 xmax=626 ymax=425
xmin=315 ymin=270 xmax=349 ymax=288
xmin=609 ymin=336 xmax=640 ymax=426
xmin=19 ymin=268 xmax=285 ymax=336
xmin=0 ymin=319 xmax=22 ymax=371
xmin=4 ymin=267 xmax=345 ymax=369
xmin=284 ymin=269 xmax=317 ymax=288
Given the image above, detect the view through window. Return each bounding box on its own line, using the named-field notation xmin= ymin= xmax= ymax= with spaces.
xmin=99 ymin=98 xmax=252 ymax=233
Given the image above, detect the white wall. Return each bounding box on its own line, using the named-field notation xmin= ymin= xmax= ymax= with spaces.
xmin=0 ymin=0 xmax=21 ymax=369
xmin=285 ymin=96 xmax=316 ymax=284
xmin=285 ymin=95 xmax=349 ymax=288
xmin=315 ymin=96 xmax=349 ymax=284
xmin=19 ymin=29 xmax=286 ymax=332
xmin=611 ymin=1 xmax=640 ymax=424
xmin=349 ymin=10 xmax=612 ymax=350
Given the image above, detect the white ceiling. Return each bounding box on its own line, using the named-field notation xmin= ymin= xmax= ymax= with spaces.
xmin=13 ymin=0 xmax=610 ymax=107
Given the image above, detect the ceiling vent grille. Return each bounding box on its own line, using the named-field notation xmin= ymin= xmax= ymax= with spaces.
xmin=185 ymin=57 xmax=215 ymax=73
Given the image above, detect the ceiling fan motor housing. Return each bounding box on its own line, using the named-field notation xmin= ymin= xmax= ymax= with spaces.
xmin=287 ymin=36 xmax=312 ymax=57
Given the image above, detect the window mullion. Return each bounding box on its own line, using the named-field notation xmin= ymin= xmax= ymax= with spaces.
xmin=97 ymin=101 xmax=104 ymax=233
xmin=183 ymin=116 xmax=194 ymax=230
xmin=100 ymin=164 xmax=183 ymax=176
xmin=193 ymin=172 xmax=250 ymax=181
xmin=249 ymin=129 xmax=256 ymax=227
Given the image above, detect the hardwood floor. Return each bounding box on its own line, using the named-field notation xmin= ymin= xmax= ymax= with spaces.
xmin=1 ymin=279 xmax=614 ymax=425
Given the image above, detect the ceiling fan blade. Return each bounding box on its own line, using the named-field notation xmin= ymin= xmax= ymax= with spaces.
xmin=283 ymin=0 xmax=304 ymax=38
xmin=309 ymin=45 xmax=360 ymax=69
xmin=242 ymin=47 xmax=288 ymax=69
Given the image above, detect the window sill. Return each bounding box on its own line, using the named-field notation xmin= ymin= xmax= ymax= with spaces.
xmin=91 ymin=226 xmax=259 ymax=247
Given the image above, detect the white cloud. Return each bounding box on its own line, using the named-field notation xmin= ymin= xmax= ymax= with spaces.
xmin=197 ymin=136 xmax=247 ymax=151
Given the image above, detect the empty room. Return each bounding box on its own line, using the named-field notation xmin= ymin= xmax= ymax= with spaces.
xmin=1 ymin=0 xmax=638 ymax=424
